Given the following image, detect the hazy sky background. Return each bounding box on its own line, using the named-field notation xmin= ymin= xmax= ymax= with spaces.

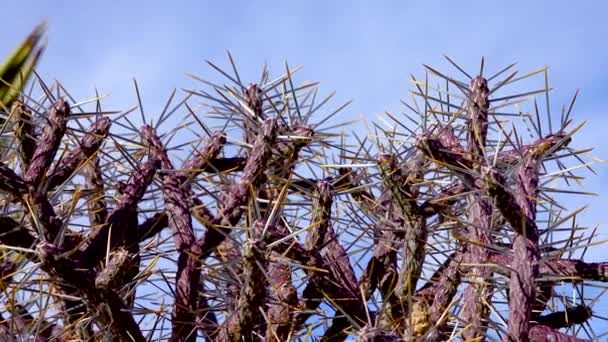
xmin=1 ymin=1 xmax=608 ymax=336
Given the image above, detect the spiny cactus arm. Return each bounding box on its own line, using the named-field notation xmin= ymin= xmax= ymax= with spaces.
xmin=295 ymin=180 xmax=339 ymax=329
xmin=484 ymin=162 xmax=542 ymax=340
xmin=256 ymin=123 xmax=313 ymax=219
xmin=0 ymin=161 xmax=29 ymax=197
xmin=487 ymin=130 xmax=570 ymax=340
xmin=536 ymin=305 xmax=593 ymax=329
xmin=24 ymin=99 xmax=70 ymax=188
xmin=528 ymin=325 xmax=589 ymax=342
xmin=12 ymin=102 xmax=36 ymax=169
xmin=466 ymin=76 xmax=490 ymax=160
xmin=303 ymin=181 xmax=367 ymax=340
xmin=219 ymin=238 xmax=269 ymax=342
xmin=0 ymin=216 xmax=36 ymax=251
xmin=377 ymin=153 xmax=427 ymax=315
xmin=261 ymin=223 xmax=324 ymax=331
xmin=81 ymin=158 xmax=159 ymax=265
xmin=242 ymin=83 xmax=265 ymax=144
xmin=142 ymin=124 xmax=202 ymax=342
xmin=491 ymin=254 xmax=608 ymax=282
xmin=266 ymin=258 xmax=298 ymax=341
xmin=542 ymin=258 xmax=608 ymax=281
xmin=495 ymin=133 xmax=571 ymax=167
xmin=361 ymin=244 xmax=401 ymax=330
xmin=79 ymin=158 xmax=160 ymax=318
xmin=483 ymin=167 xmax=535 ymax=236
xmin=305 ymin=181 xmax=333 ymax=253
xmin=416 ymin=126 xmax=476 ymax=187
xmin=271 ymin=231 xmax=366 ymax=339
xmin=142 ymin=125 xmax=194 ymax=248
xmin=171 ymin=251 xmax=203 ymax=342
xmin=181 ymin=132 xmax=227 ymax=179
xmin=336 ymin=168 xmax=377 ymax=212
xmin=483 ymin=133 xmax=571 ymax=232
xmin=358 ymin=220 xmax=403 ymax=303
xmin=261 ymin=219 xmax=360 ymax=336
xmin=251 ymin=221 xmax=299 ymax=341
xmin=136 ymin=131 xmax=226 ymax=244
xmin=419 ymin=183 xmax=465 ymax=218
xmin=137 ymin=211 xmax=169 ymax=241
xmin=25 ymin=190 xmax=63 ymax=242
xmin=194 ymin=118 xmax=278 ymax=260
xmin=417 ymin=129 xmax=571 ymax=187
xmin=36 ymin=242 xmax=145 ymax=342
xmin=84 ymin=156 xmax=109 ymax=227
xmin=485 ymin=169 xmax=537 ymax=341
xmin=414 ymin=246 xmax=465 ymax=340
xmin=442 ymin=74 xmax=493 ymax=341
xmin=187 ymin=156 xmax=247 ymax=174
xmin=1 ymin=160 xmax=78 ymax=246
xmin=46 ymin=117 xmax=111 ymax=190
xmin=459 ymin=195 xmax=494 ymax=341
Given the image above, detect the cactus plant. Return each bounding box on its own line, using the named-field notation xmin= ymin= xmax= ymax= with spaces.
xmin=0 ymin=50 xmax=604 ymax=342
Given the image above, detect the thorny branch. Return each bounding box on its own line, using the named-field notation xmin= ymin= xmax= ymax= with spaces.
xmin=0 ymin=59 xmax=603 ymax=342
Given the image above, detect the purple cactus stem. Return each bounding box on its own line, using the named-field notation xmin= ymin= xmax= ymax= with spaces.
xmin=46 ymin=116 xmax=111 ymax=190
xmin=0 ymin=162 xmax=29 ymax=198
xmin=528 ymin=325 xmax=588 ymax=342
xmin=12 ymin=101 xmax=36 ymax=169
xmin=84 ymin=156 xmax=109 ymax=227
xmin=36 ymin=241 xmax=145 ymax=342
xmin=194 ymin=118 xmax=278 ymax=259
xmin=25 ymin=99 xmax=70 ymax=187
xmin=81 ymin=158 xmax=159 ymax=265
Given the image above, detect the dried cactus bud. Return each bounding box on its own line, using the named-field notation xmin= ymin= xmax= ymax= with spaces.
xmin=95 ymin=248 xmax=132 ymax=290
xmin=357 ymin=326 xmax=401 ymax=342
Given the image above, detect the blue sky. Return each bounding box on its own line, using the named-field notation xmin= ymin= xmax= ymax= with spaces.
xmin=2 ymin=1 xmax=608 ymax=337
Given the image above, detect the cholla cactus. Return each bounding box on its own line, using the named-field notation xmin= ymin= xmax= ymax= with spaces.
xmin=0 ymin=53 xmax=604 ymax=342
